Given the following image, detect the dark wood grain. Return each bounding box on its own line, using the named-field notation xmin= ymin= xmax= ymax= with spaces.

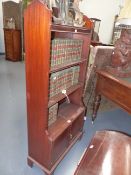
xmin=4 ymin=28 xmax=21 ymax=61
xmin=24 ymin=0 xmax=51 ymax=170
xmin=92 ymin=70 xmax=131 ymax=121
xmin=48 ymin=83 xmax=83 ymax=108
xmin=51 ymin=24 xmax=91 ymax=34
xmin=74 ymin=130 xmax=131 ymax=175
xmin=50 ymin=59 xmax=87 ymax=73
xmin=24 ymin=0 xmax=92 ymax=174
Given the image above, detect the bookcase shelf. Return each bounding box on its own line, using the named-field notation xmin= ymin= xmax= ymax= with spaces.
xmin=50 ymin=59 xmax=87 ymax=73
xmin=58 ymin=103 xmax=85 ymax=123
xmin=48 ymin=83 xmax=83 ymax=108
xmin=24 ymin=1 xmax=92 ymax=175
xmin=51 ymin=24 xmax=91 ymax=34
xmin=48 ymin=103 xmax=85 ymax=141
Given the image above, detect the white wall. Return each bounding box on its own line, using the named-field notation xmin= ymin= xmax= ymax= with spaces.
xmin=0 ymin=0 xmax=124 ymax=52
xmin=0 ymin=0 xmax=19 ymax=53
xmin=80 ymin=0 xmax=121 ymax=44
xmin=0 ymin=0 xmax=4 ymax=52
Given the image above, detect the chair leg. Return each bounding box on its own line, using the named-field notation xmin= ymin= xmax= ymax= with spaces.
xmin=92 ymin=94 xmax=101 ymax=123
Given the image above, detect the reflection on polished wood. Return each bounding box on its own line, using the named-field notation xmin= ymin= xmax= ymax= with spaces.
xmin=92 ymin=70 xmax=131 ymax=121
xmin=74 ymin=130 xmax=131 ymax=175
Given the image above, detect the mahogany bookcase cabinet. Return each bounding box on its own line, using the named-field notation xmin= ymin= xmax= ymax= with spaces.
xmin=24 ymin=1 xmax=92 ymax=175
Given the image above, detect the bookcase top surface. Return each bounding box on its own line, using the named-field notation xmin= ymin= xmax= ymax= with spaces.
xmin=51 ymin=24 xmax=92 ymax=34
xmin=25 ymin=0 xmax=92 ymax=34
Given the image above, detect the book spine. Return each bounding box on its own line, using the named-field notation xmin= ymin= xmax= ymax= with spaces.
xmin=50 ymin=39 xmax=83 ymax=69
xmin=48 ymin=103 xmax=58 ymax=126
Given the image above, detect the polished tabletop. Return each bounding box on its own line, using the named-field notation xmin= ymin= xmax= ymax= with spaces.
xmin=97 ymin=70 xmax=131 ymax=86
xmin=74 ymin=130 xmax=131 ymax=175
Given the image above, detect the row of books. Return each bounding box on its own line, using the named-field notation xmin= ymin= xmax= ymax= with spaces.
xmin=48 ymin=103 xmax=58 ymax=126
xmin=49 ymin=66 xmax=80 ymax=98
xmin=50 ymin=38 xmax=83 ymax=68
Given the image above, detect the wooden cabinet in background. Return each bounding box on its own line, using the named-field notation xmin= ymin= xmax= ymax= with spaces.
xmin=4 ymin=29 xmax=21 ymax=61
xmin=24 ymin=1 xmax=92 ymax=175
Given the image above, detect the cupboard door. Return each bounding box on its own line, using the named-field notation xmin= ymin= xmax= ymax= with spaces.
xmin=4 ymin=30 xmax=14 ymax=59
xmin=70 ymin=113 xmax=84 ymax=142
xmin=12 ymin=30 xmax=21 ymax=60
xmin=4 ymin=29 xmax=21 ymax=61
xmin=51 ymin=129 xmax=69 ymax=165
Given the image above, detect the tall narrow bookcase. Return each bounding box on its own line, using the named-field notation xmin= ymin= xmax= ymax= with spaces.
xmin=24 ymin=1 xmax=92 ymax=175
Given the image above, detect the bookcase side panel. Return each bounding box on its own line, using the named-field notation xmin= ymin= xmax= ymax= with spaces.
xmin=24 ymin=0 xmax=51 ymax=166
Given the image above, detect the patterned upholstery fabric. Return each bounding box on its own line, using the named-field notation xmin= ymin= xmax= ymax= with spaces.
xmin=84 ymin=45 xmax=117 ymax=115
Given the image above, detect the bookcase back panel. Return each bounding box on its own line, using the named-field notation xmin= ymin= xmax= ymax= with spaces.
xmin=52 ymin=31 xmax=73 ymax=39
xmin=68 ymin=87 xmax=84 ymax=106
xmin=70 ymin=112 xmax=85 ymax=142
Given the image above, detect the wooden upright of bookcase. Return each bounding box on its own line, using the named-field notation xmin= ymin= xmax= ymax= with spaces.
xmin=24 ymin=1 xmax=92 ymax=175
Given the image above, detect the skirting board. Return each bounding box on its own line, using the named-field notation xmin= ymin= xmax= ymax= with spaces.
xmin=0 ymin=53 xmax=5 ymax=55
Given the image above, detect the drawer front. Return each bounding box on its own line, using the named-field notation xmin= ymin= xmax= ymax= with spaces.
xmin=70 ymin=113 xmax=84 ymax=141
xmin=51 ymin=129 xmax=69 ymax=165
